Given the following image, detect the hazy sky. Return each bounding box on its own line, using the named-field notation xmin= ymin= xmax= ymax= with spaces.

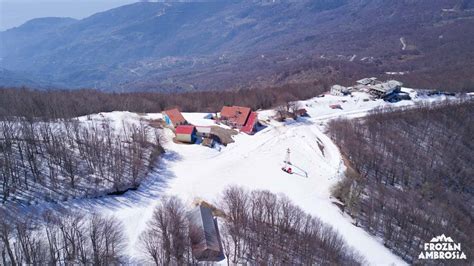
xmin=0 ymin=0 xmax=138 ymax=31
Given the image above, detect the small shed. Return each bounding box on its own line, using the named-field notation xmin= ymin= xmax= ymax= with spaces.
xmin=188 ymin=206 xmax=224 ymax=262
xmin=175 ymin=125 xmax=196 ymax=143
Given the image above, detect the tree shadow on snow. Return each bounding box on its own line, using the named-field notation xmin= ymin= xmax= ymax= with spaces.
xmin=283 ymin=117 xmax=316 ymax=127
xmin=68 ymin=150 xmax=183 ymax=212
xmin=13 ymin=150 xmax=184 ymax=215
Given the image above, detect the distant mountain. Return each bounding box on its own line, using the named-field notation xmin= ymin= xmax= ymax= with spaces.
xmin=1 ymin=0 xmax=473 ymax=92
xmin=0 ymin=68 xmax=42 ymax=88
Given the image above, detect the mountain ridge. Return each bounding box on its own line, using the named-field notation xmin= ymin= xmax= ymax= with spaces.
xmin=1 ymin=0 xmax=473 ymax=91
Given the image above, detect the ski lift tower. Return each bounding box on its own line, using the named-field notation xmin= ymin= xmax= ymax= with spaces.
xmin=282 ymin=148 xmax=293 ymax=174
xmin=285 ymin=148 xmax=291 ymax=164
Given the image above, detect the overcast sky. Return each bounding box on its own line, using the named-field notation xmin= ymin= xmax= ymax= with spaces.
xmin=0 ymin=0 xmax=138 ymax=31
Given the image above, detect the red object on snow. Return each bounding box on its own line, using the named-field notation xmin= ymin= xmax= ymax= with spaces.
xmin=241 ymin=112 xmax=258 ymax=134
xmin=175 ymin=125 xmax=196 ymax=135
xmin=330 ymin=104 xmax=343 ymax=110
xmin=281 ymin=166 xmax=293 ymax=174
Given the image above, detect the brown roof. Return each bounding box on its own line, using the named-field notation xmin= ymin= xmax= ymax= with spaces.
xmin=220 ymin=106 xmax=251 ymax=127
xmin=163 ymin=108 xmax=186 ymax=125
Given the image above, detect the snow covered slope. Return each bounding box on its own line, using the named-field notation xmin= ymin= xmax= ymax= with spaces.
xmin=43 ymin=91 xmax=468 ymax=265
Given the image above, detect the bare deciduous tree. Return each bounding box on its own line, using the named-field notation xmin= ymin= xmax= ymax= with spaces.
xmin=140 ymin=197 xmax=190 ymax=265
xmin=328 ymin=101 xmax=474 ymax=262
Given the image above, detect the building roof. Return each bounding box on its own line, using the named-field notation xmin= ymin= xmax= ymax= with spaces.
xmin=241 ymin=111 xmax=258 ymax=134
xmin=372 ymin=80 xmax=402 ymax=93
xmin=220 ymin=106 xmax=251 ymax=126
xmin=387 ymin=80 xmax=403 ymax=87
xmin=176 ymin=125 xmax=195 ymax=135
xmin=331 ymin=84 xmax=346 ymax=90
xmin=163 ymin=108 xmax=186 ymax=125
xmin=188 ymin=206 xmax=222 ymax=260
xmin=372 ymin=84 xmax=387 ymax=92
xmin=356 ymin=77 xmax=377 ymax=85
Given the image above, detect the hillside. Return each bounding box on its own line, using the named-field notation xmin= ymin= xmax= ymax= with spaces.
xmin=329 ymin=101 xmax=473 ymax=263
xmin=1 ymin=0 xmax=474 ymax=91
xmin=1 ymin=85 xmax=470 ymax=264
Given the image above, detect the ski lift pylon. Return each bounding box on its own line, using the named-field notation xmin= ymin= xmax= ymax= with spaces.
xmin=282 ymin=148 xmax=293 ymax=174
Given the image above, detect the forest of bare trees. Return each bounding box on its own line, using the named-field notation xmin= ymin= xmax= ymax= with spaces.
xmin=1 ymin=187 xmax=364 ymax=265
xmin=139 ymin=187 xmax=364 ymax=265
xmin=328 ymin=100 xmax=473 ymax=263
xmin=0 ymin=117 xmax=163 ymax=206
xmin=140 ymin=197 xmax=192 ymax=265
xmin=218 ymin=187 xmax=364 ymax=265
xmin=0 ymin=209 xmax=127 ymax=265
xmin=0 ymin=83 xmax=327 ymax=119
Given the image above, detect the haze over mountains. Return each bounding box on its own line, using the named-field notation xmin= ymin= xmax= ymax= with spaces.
xmin=1 ymin=0 xmax=474 ymax=92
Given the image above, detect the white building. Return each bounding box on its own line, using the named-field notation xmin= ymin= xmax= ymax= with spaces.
xmin=370 ymin=80 xmax=403 ymax=97
xmin=331 ymin=85 xmax=350 ymax=96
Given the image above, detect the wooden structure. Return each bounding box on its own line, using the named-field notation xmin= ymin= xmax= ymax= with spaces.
xmin=188 ymin=205 xmax=224 ymax=261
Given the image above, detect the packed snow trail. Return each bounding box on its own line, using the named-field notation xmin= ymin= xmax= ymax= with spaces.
xmin=26 ymin=91 xmax=468 ymax=265
xmin=157 ymin=118 xmax=406 ymax=265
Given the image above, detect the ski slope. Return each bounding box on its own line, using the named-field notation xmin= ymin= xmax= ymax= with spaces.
xmin=160 ymin=120 xmax=404 ymax=265
xmin=42 ymin=91 xmax=467 ymax=265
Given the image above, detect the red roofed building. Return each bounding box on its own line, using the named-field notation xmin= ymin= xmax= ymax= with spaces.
xmin=162 ymin=108 xmax=187 ymax=128
xmin=175 ymin=125 xmax=197 ymax=143
xmin=220 ymin=106 xmax=258 ymax=134
xmin=240 ymin=111 xmax=258 ymax=134
xmin=220 ymin=106 xmax=251 ymax=127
